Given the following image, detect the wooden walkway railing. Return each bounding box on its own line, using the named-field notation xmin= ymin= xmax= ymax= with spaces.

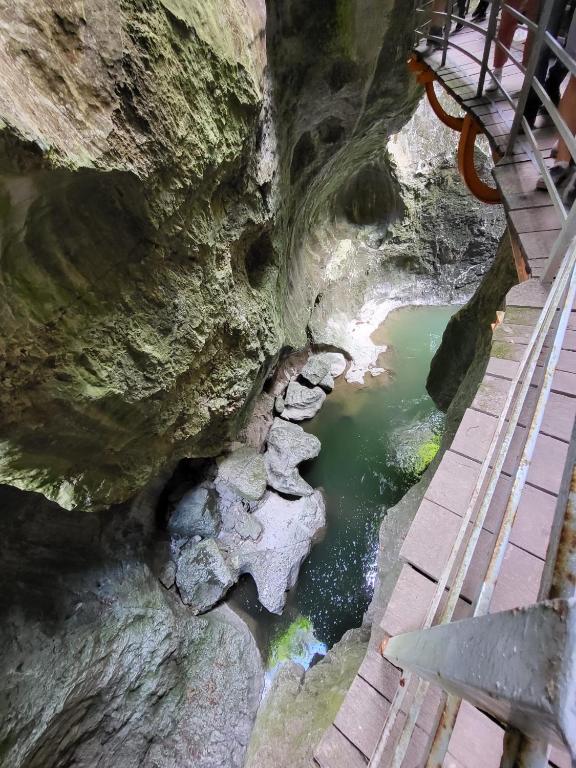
xmin=314 ymin=2 xmax=576 ymax=767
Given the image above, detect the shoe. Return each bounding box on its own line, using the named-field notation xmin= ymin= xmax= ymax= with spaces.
xmin=452 ymin=22 xmax=464 ymax=33
xmin=471 ymin=0 xmax=488 ymax=21
xmin=485 ymin=71 xmax=502 ymax=93
xmin=535 ymin=162 xmax=570 ymax=191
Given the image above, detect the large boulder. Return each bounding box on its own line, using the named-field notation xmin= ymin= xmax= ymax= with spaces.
xmin=300 ymin=355 xmax=331 ymax=386
xmin=319 ymin=352 xmax=347 ymax=378
xmin=168 ymin=486 xmax=219 ymax=538
xmin=265 ymin=418 xmax=321 ymax=497
xmin=229 ymin=491 xmax=326 ymax=614
xmin=280 ymin=381 xmax=326 ymax=422
xmin=175 ymin=538 xmax=237 ymax=613
xmin=217 ymin=447 xmax=268 ymax=501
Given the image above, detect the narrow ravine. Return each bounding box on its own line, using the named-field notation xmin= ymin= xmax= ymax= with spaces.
xmin=229 ymin=303 xmax=457 ymax=682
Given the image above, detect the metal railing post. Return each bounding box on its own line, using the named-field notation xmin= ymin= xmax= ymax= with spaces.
xmin=477 ymin=0 xmax=502 ymax=96
xmin=442 ymin=0 xmax=455 ymax=66
xmin=506 ymin=0 xmax=556 ymax=153
xmin=543 ymin=198 xmax=576 ymax=283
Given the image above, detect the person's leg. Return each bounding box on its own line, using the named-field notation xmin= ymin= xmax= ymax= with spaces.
xmin=536 ymin=75 xmax=576 ymax=190
xmin=494 ymin=5 xmax=518 ymax=69
xmin=428 ymin=0 xmax=446 ymax=45
xmin=520 ymin=0 xmax=540 ymax=66
xmin=431 ymin=0 xmax=446 ymax=31
xmin=471 ymin=0 xmax=489 ymax=21
xmin=556 ymin=75 xmax=576 ymax=163
xmin=486 ymin=0 xmax=537 ymax=92
xmin=485 ymin=7 xmax=517 ymax=90
xmin=453 ymin=0 xmax=467 ymax=32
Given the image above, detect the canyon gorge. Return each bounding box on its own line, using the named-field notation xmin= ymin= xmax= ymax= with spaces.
xmin=0 ymin=2 xmax=518 ymax=767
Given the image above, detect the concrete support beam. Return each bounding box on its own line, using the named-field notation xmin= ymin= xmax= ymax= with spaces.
xmin=382 ymin=598 xmax=576 ymax=759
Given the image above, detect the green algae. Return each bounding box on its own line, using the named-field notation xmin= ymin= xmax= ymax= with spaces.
xmin=268 ymin=616 xmax=315 ymax=668
xmin=414 ymin=432 xmax=441 ymax=474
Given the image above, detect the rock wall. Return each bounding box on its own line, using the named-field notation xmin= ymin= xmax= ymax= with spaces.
xmin=0 ymin=2 xmax=435 ymax=766
xmin=0 ymin=481 xmax=264 ymax=768
xmin=0 ymin=0 xmax=276 ymax=510
xmin=0 ymin=0 xmax=426 ymax=512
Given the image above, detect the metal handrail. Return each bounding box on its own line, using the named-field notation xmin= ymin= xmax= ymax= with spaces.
xmin=367 ymin=2 xmax=576 ymax=766
xmin=414 ymin=0 xmax=576 ymax=279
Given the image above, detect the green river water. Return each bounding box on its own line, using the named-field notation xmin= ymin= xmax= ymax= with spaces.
xmin=229 ymin=304 xmax=457 ymax=677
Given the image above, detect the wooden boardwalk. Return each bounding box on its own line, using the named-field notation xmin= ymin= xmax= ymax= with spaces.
xmin=314 ymin=22 xmax=575 ymax=768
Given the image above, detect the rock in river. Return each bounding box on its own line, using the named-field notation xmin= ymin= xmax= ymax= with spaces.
xmin=217 ymin=446 xmax=267 ymax=501
xmin=280 ymin=381 xmax=326 ymax=422
xmin=229 ymin=490 xmax=326 ymax=614
xmin=265 ymin=418 xmax=321 ymax=497
xmin=176 ymin=538 xmax=237 ymax=613
xmin=168 ymin=486 xmax=219 ymax=538
xmin=321 ymin=352 xmax=347 ymax=377
xmin=300 ymin=355 xmax=332 ymax=386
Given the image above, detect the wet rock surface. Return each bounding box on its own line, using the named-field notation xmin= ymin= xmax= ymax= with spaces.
xmin=217 ymin=447 xmax=268 ymax=502
xmin=265 ymin=418 xmax=321 ymax=497
xmin=280 ymin=381 xmax=327 ymax=422
xmin=225 ymin=490 xmax=326 ymax=614
xmin=176 ymin=538 xmax=237 ymax=613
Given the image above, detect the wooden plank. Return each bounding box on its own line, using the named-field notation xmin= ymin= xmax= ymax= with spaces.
xmin=333 ymin=676 xmax=388 ymax=759
xmin=471 ymin=374 xmax=513 ymax=417
xmin=490 ymin=542 xmax=544 ymax=612
xmin=517 ymin=229 xmax=559 ymax=262
xmin=400 ymin=499 xmax=464 ymax=581
xmin=524 ymin=389 xmax=576 ymax=442
xmin=487 ymin=476 xmax=555 ymax=560
xmin=357 ymin=652 xmax=400 ymax=701
xmin=525 ymin=432 xmax=568 ymax=496
xmin=425 ymin=449 xmax=482 ymax=515
xmin=314 ymin=725 xmax=368 ymax=768
xmin=506 ymin=279 xmax=549 ymax=308
xmin=450 ymin=408 xmax=497 ymax=464
xmin=358 ymin=652 xmax=443 ymax=736
xmin=552 ymin=369 xmax=576 ymax=397
xmin=400 ymin=500 xmax=492 ymax=603
xmin=448 ymin=701 xmax=504 ymax=768
xmin=380 ymin=564 xmax=470 ymax=638
xmin=509 ymin=205 xmax=562 ymax=234
xmin=486 ymin=355 xmax=520 ymax=379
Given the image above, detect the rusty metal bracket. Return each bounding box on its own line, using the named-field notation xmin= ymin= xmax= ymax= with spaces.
xmin=457 ymin=113 xmax=502 ymax=204
xmin=408 ymin=56 xmax=464 ymax=132
xmin=407 ymin=56 xmax=501 ymax=205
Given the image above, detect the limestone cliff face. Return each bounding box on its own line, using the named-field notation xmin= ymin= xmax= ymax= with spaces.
xmin=0 ymin=0 xmax=276 ymax=510
xmin=0 ymin=0 xmax=423 ymax=511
